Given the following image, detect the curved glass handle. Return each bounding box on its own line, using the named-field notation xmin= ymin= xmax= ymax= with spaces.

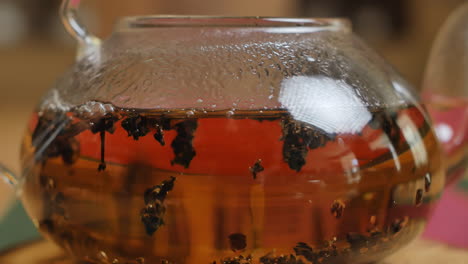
xmin=60 ymin=0 xmax=101 ymax=59
xmin=0 ymin=164 xmax=17 ymax=187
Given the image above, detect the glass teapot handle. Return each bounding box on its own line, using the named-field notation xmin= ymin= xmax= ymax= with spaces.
xmin=60 ymin=0 xmax=101 ymax=59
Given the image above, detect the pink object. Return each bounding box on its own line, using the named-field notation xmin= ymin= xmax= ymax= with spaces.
xmin=424 ymin=187 xmax=468 ymax=248
xmin=70 ymin=0 xmax=81 ymax=8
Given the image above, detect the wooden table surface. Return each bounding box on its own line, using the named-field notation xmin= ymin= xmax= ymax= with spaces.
xmin=386 ymin=239 xmax=468 ymax=264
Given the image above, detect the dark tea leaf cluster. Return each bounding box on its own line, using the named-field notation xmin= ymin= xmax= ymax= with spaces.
xmin=281 ymin=118 xmax=335 ymax=172
xmin=141 ymin=176 xmax=177 ymax=236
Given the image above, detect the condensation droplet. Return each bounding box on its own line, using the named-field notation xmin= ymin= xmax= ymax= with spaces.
xmin=75 ymin=101 xmax=115 ymax=119
xmin=196 ymin=99 xmax=204 ymax=103
xmin=211 ymin=104 xmax=217 ymax=108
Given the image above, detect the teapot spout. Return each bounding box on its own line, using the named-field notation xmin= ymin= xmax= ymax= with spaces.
xmin=60 ymin=0 xmax=102 ymax=60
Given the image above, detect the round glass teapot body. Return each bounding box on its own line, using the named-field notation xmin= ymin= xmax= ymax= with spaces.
xmin=18 ymin=12 xmax=443 ymax=264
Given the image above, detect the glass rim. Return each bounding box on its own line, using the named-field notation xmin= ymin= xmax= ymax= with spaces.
xmin=116 ymin=16 xmax=351 ymax=30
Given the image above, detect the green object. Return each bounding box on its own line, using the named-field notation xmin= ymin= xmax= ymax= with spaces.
xmin=0 ymin=201 xmax=40 ymax=250
xmin=457 ymin=177 xmax=468 ymax=192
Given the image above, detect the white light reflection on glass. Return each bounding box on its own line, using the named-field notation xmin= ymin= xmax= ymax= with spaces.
xmin=435 ymin=123 xmax=454 ymax=143
xmin=369 ymin=134 xmax=402 ymax=171
xmin=398 ymin=114 xmax=428 ymax=168
xmin=392 ymin=79 xmax=417 ymax=105
xmin=261 ymin=27 xmax=328 ymax=34
xmin=341 ymin=153 xmax=361 ymax=184
xmin=279 ymin=76 xmax=372 ymax=134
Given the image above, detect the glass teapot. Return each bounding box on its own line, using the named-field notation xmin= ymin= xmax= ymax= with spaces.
xmin=1 ymin=0 xmax=445 ymax=263
xmin=422 ymin=2 xmax=468 ymax=184
xmin=422 ymin=2 xmax=468 ymax=249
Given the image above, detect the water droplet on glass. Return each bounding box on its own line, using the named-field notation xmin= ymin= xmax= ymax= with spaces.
xmin=211 ymin=104 xmax=217 ymax=108
xmin=226 ymin=111 xmax=235 ymax=118
xmin=268 ymin=95 xmax=274 ymax=100
xmin=186 ymin=110 xmax=195 ymax=117
xmin=196 ymin=99 xmax=204 ymax=103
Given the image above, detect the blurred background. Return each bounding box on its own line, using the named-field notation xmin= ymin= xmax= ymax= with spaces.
xmin=0 ymin=0 xmax=466 ymax=251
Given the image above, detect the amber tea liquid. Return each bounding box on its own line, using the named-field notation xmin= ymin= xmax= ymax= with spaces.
xmin=21 ymin=103 xmax=444 ymax=264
